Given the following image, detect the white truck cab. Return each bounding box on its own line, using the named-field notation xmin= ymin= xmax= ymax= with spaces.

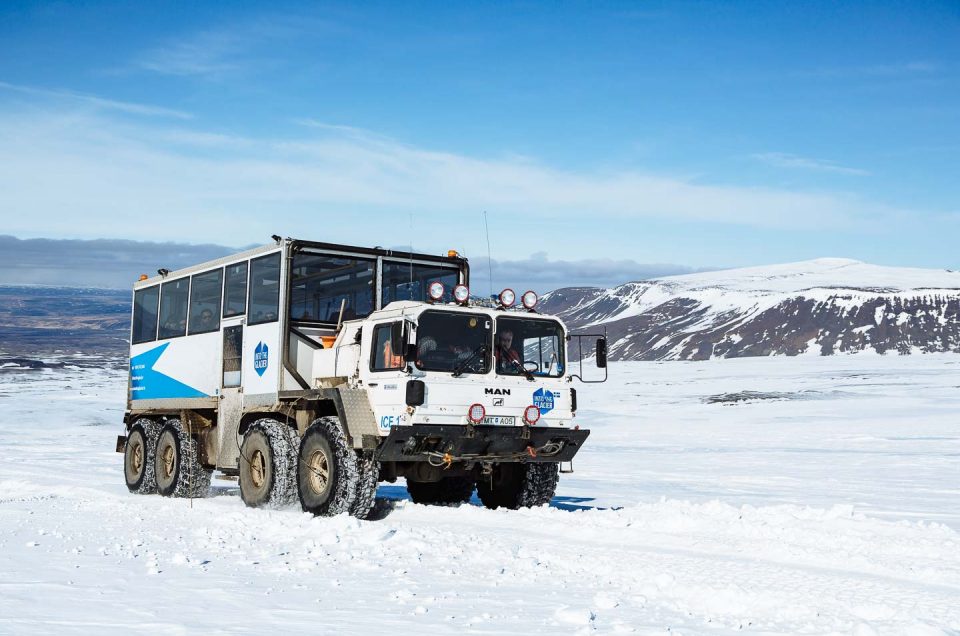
xmin=118 ymin=238 xmax=606 ymax=518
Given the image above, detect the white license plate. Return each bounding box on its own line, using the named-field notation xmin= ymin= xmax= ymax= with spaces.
xmin=482 ymin=415 xmax=516 ymax=426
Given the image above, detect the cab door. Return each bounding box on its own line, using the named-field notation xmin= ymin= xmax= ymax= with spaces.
xmin=366 ymin=321 xmax=409 ymax=433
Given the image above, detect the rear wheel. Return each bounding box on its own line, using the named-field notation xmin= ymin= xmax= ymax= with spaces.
xmin=297 ymin=417 xmax=358 ymax=516
xmin=406 ymin=477 xmax=475 ymax=505
xmin=124 ymin=418 xmax=159 ymax=494
xmin=239 ymin=418 xmax=298 ymax=508
xmin=154 ymin=419 xmax=212 ymax=498
xmin=477 ymin=462 xmax=559 ymax=510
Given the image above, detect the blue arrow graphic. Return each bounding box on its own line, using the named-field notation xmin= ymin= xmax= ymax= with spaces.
xmin=130 ymin=343 xmax=209 ymax=400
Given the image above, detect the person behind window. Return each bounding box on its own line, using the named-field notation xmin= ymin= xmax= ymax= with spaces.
xmin=198 ymin=308 xmax=216 ymax=331
xmin=495 ymin=329 xmax=521 ymax=373
xmin=382 ymin=334 xmax=403 ymax=369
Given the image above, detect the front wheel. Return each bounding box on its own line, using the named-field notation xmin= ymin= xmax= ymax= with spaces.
xmin=477 ymin=462 xmax=559 ymax=510
xmin=297 ymin=417 xmax=358 ymax=517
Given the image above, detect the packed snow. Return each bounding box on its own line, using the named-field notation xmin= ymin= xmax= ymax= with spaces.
xmin=1 ymin=355 xmax=959 ymax=634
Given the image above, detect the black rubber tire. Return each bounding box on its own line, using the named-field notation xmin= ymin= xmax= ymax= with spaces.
xmin=477 ymin=462 xmax=559 ymax=510
xmin=349 ymin=452 xmax=380 ymax=520
xmin=297 ymin=417 xmax=358 ymax=516
xmin=124 ymin=418 xmax=159 ymax=494
xmin=407 ymin=477 xmax=475 ymax=505
xmin=239 ymin=418 xmax=298 ymax=508
xmin=154 ymin=419 xmax=212 ymax=498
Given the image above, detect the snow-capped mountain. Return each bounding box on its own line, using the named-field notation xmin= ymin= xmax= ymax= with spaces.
xmin=541 ymin=258 xmax=960 ymax=360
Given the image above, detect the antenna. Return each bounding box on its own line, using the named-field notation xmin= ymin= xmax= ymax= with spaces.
xmin=408 ymin=212 xmax=414 ymax=300
xmin=483 ymin=210 xmax=494 ymax=297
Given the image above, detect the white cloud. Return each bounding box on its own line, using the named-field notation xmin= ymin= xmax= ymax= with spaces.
xmin=752 ymin=152 xmax=870 ymax=176
xmin=0 ymin=81 xmax=192 ymax=119
xmin=0 ymin=94 xmax=912 ymax=260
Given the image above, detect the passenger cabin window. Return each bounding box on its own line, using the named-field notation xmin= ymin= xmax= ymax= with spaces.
xmin=381 ymin=261 xmax=460 ymax=305
xmin=289 ymin=253 xmax=375 ymax=323
xmin=371 ymin=323 xmax=404 ymax=371
xmin=132 ymin=286 xmax=160 ymax=344
xmin=189 ymin=269 xmax=223 ymax=335
xmin=495 ymin=317 xmax=565 ymax=377
xmin=248 ymin=253 xmax=281 ymax=325
xmin=223 ymin=262 xmax=248 ymax=318
xmin=158 ymin=278 xmax=189 ymax=339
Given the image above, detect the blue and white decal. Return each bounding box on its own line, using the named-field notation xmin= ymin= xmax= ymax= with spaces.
xmin=130 ymin=343 xmax=209 ymax=400
xmin=254 ymin=341 xmax=269 ymax=377
xmin=533 ymin=387 xmax=560 ymax=414
xmin=379 ymin=414 xmax=401 ymax=431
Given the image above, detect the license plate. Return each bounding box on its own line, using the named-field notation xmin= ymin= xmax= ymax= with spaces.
xmin=482 ymin=415 xmax=516 ymax=426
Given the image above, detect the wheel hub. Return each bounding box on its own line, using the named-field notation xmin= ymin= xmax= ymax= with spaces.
xmin=307 ymin=449 xmax=330 ymax=494
xmin=250 ymin=449 xmax=266 ymax=489
xmin=161 ymin=443 xmax=175 ymax=479
xmin=131 ymin=440 xmax=143 ymax=473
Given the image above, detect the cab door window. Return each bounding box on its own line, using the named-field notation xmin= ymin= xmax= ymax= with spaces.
xmin=370 ymin=323 xmax=404 ymax=371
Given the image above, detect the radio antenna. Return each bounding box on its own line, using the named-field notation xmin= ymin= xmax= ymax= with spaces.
xmin=483 ymin=210 xmax=494 ymax=297
xmin=408 ymin=212 xmax=414 ymax=300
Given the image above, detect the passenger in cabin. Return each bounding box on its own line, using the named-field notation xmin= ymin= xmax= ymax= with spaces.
xmin=198 ymin=309 xmax=216 ymax=331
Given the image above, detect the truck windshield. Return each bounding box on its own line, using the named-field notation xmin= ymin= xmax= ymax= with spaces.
xmin=415 ymin=310 xmax=491 ymax=374
xmin=495 ymin=317 xmax=565 ymax=377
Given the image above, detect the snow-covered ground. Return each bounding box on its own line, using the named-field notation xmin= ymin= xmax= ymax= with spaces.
xmin=1 ymin=355 xmax=958 ymax=634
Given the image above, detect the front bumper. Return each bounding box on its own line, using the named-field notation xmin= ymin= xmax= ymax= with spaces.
xmin=376 ymin=424 xmax=590 ymax=463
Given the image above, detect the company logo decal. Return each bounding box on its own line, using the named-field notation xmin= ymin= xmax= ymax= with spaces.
xmin=533 ymin=387 xmax=559 ymax=414
xmin=493 ymin=397 xmax=504 ymax=407
xmin=485 ymin=388 xmax=511 ymax=395
xmin=254 ymin=341 xmax=269 ymax=377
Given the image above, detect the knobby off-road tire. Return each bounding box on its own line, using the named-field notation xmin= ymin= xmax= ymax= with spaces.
xmin=477 ymin=462 xmax=560 ymax=510
xmin=297 ymin=417 xmax=359 ymax=517
xmin=406 ymin=477 xmax=475 ymax=505
xmin=154 ymin=419 xmax=212 ymax=498
xmin=349 ymin=452 xmax=380 ymax=520
xmin=124 ymin=418 xmax=160 ymax=494
xmin=239 ymin=418 xmax=298 ymax=508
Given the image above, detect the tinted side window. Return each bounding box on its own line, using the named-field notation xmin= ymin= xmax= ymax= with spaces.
xmin=222 ymin=326 xmax=243 ymax=387
xmin=289 ymin=253 xmax=375 ymax=323
xmin=371 ymin=323 xmax=403 ymax=371
xmin=223 ymin=262 xmax=248 ymax=318
xmin=158 ymin=278 xmax=190 ymax=339
xmin=189 ymin=269 xmax=223 ymax=335
xmin=248 ymin=253 xmax=281 ymax=325
xmin=132 ymin=286 xmax=160 ymax=344
xmin=381 ymin=262 xmax=459 ymax=305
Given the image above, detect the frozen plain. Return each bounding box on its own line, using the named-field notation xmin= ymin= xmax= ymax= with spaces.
xmin=0 ymin=355 xmax=958 ymax=635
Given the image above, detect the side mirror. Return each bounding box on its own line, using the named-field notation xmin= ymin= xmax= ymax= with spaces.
xmin=390 ymin=321 xmax=405 ymax=356
xmin=405 ymin=379 xmax=426 ymax=406
xmin=596 ymin=338 xmax=607 ymax=368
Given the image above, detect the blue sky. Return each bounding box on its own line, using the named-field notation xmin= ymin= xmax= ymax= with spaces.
xmin=0 ymin=1 xmax=958 ymax=283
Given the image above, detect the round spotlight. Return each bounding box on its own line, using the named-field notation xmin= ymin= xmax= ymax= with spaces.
xmin=499 ymin=288 xmax=516 ymax=307
xmin=467 ymin=403 xmax=486 ymax=424
xmin=453 ymin=284 xmax=470 ymax=304
xmin=427 ymin=281 xmax=445 ymax=301
xmin=523 ymin=405 xmax=541 ymax=425
xmin=521 ymin=290 xmax=538 ymax=309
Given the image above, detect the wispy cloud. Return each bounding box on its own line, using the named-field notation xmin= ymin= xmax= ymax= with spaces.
xmin=0 ymin=94 xmax=913 ymax=259
xmin=0 ymin=81 xmax=191 ymax=119
xmin=751 ymin=152 xmax=870 ymax=176
xmin=131 ymin=17 xmax=319 ymax=78
xmin=798 ymin=61 xmax=940 ymax=79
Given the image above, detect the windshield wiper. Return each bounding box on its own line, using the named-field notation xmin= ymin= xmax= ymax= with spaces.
xmin=452 ymin=344 xmax=487 ymax=377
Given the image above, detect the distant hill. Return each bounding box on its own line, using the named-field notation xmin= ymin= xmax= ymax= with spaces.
xmin=0 ymin=286 xmax=129 ymax=356
xmin=540 ymin=259 xmax=960 ymax=360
